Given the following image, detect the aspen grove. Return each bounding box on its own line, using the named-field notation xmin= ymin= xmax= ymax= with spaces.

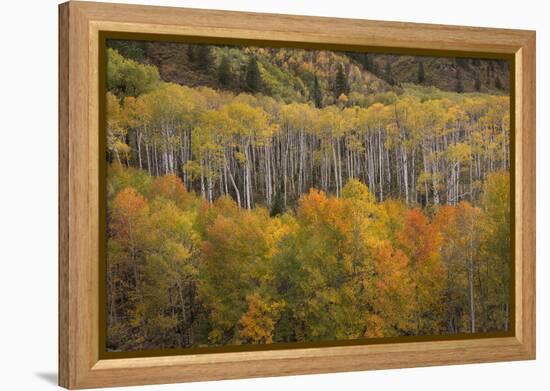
xmin=106 ymin=45 xmax=511 ymax=351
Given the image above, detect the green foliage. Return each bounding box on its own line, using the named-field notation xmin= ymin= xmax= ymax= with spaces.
xmin=199 ymin=202 xmax=277 ymax=344
xmin=140 ymin=197 xmax=200 ymax=347
xmin=217 ymin=55 xmax=233 ymax=87
xmin=334 ymin=63 xmax=350 ymax=99
xmin=244 ymin=56 xmax=262 ymax=93
xmin=107 ymin=162 xmax=152 ymax=199
xmin=270 ymin=191 xmax=285 ymax=216
xmin=384 ymin=62 xmax=395 ymax=85
xmin=479 ymin=172 xmax=511 ymax=331
xmin=107 ymin=40 xmax=146 ymax=62
xmin=495 ymin=76 xmax=503 ymax=90
xmin=417 ymin=60 xmax=425 ymax=84
xmin=196 ymin=45 xmax=214 ymax=72
xmin=186 ymin=45 xmax=196 ymax=62
xmin=455 ymin=68 xmax=464 ymax=93
xmin=258 ymin=59 xmax=308 ymax=103
xmin=107 ymin=48 xmax=160 ymax=98
xmin=106 ymin=40 xmax=509 ymax=108
xmin=312 ymin=75 xmax=323 ymax=108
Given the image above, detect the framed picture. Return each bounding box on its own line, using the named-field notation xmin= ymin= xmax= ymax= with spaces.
xmin=59 ymin=1 xmax=536 ymax=389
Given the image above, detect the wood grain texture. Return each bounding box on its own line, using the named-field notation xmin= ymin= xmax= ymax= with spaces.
xmin=517 ymin=35 xmax=536 ymax=354
xmin=58 ymin=3 xmax=70 ymax=387
xmin=58 ymin=1 xmax=536 ymax=388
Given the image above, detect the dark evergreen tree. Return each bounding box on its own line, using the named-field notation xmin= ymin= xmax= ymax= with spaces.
xmin=384 ymin=62 xmax=395 ymax=85
xmin=494 ymin=76 xmax=503 ymax=90
xmin=417 ymin=61 xmax=426 ymax=84
xmin=218 ymin=55 xmax=232 ymax=87
xmin=475 ymin=75 xmax=481 ymax=92
xmin=186 ymin=45 xmax=196 ymax=63
xmin=107 ymin=40 xmax=146 ymax=62
xmin=269 ymin=191 xmax=286 ymax=217
xmin=351 ymin=52 xmax=374 ymax=73
xmin=312 ymin=75 xmax=323 ymax=108
xmin=455 ymin=68 xmax=464 ymax=93
xmin=371 ymin=61 xmax=380 ymax=77
xmin=196 ymin=45 xmax=214 ymax=72
xmin=364 ymin=54 xmax=374 ymax=73
xmin=334 ymin=63 xmax=350 ymax=98
xmin=456 ymin=57 xmax=468 ymax=69
xmin=244 ymin=56 xmax=262 ymax=93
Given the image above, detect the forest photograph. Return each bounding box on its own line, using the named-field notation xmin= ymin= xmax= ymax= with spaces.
xmin=104 ymin=38 xmax=512 ymax=353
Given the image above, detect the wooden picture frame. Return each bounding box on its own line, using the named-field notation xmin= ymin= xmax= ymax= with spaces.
xmin=59 ymin=1 xmax=536 ymax=388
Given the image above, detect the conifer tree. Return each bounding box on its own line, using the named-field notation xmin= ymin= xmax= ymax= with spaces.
xmin=186 ymin=45 xmax=196 ymax=63
xmin=244 ymin=56 xmax=262 ymax=93
xmin=334 ymin=63 xmax=350 ymax=98
xmin=269 ymin=191 xmax=285 ymax=216
xmin=372 ymin=61 xmax=380 ymax=77
xmin=384 ymin=62 xmax=395 ymax=85
xmin=475 ymin=75 xmax=481 ymax=91
xmin=218 ymin=55 xmax=232 ymax=87
xmin=196 ymin=45 xmax=213 ymax=72
xmin=312 ymin=75 xmax=323 ymax=108
xmin=363 ymin=53 xmax=374 ymax=72
xmin=455 ymin=68 xmax=464 ymax=93
xmin=417 ymin=61 xmax=426 ymax=84
xmin=494 ymin=76 xmax=503 ymax=90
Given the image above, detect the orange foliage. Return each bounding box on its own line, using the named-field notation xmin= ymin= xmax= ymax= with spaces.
xmin=398 ymin=208 xmax=441 ymax=264
xmin=397 ymin=208 xmax=446 ymax=334
xmin=150 ymin=174 xmax=189 ymax=206
xmin=297 ymin=189 xmax=351 ymax=235
xmin=111 ymin=187 xmax=149 ymax=241
xmin=371 ymin=241 xmax=413 ymax=336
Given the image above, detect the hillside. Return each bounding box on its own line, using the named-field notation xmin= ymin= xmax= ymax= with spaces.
xmin=107 ymin=40 xmax=392 ymax=106
xmin=108 ymin=39 xmax=508 ymax=104
xmin=348 ymin=52 xmax=509 ymax=93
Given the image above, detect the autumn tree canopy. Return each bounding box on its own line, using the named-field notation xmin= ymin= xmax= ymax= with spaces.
xmin=105 ymin=45 xmax=511 ymax=352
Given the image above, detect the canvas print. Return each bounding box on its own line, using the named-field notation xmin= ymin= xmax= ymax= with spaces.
xmin=104 ymin=39 xmax=511 ymax=353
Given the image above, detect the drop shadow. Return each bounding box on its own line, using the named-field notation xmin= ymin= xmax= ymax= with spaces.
xmin=35 ymin=372 xmax=58 ymax=385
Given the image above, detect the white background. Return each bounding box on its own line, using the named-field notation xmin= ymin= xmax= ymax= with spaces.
xmin=0 ymin=0 xmax=547 ymax=389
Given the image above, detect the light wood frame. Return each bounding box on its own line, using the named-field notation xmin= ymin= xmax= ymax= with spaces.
xmin=59 ymin=1 xmax=536 ymax=388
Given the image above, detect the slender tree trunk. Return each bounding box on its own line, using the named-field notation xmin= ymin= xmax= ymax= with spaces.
xmin=468 ymin=231 xmax=476 ymax=333
xmin=332 ymin=140 xmax=339 ymax=197
xmin=228 ymin=170 xmax=241 ymax=208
